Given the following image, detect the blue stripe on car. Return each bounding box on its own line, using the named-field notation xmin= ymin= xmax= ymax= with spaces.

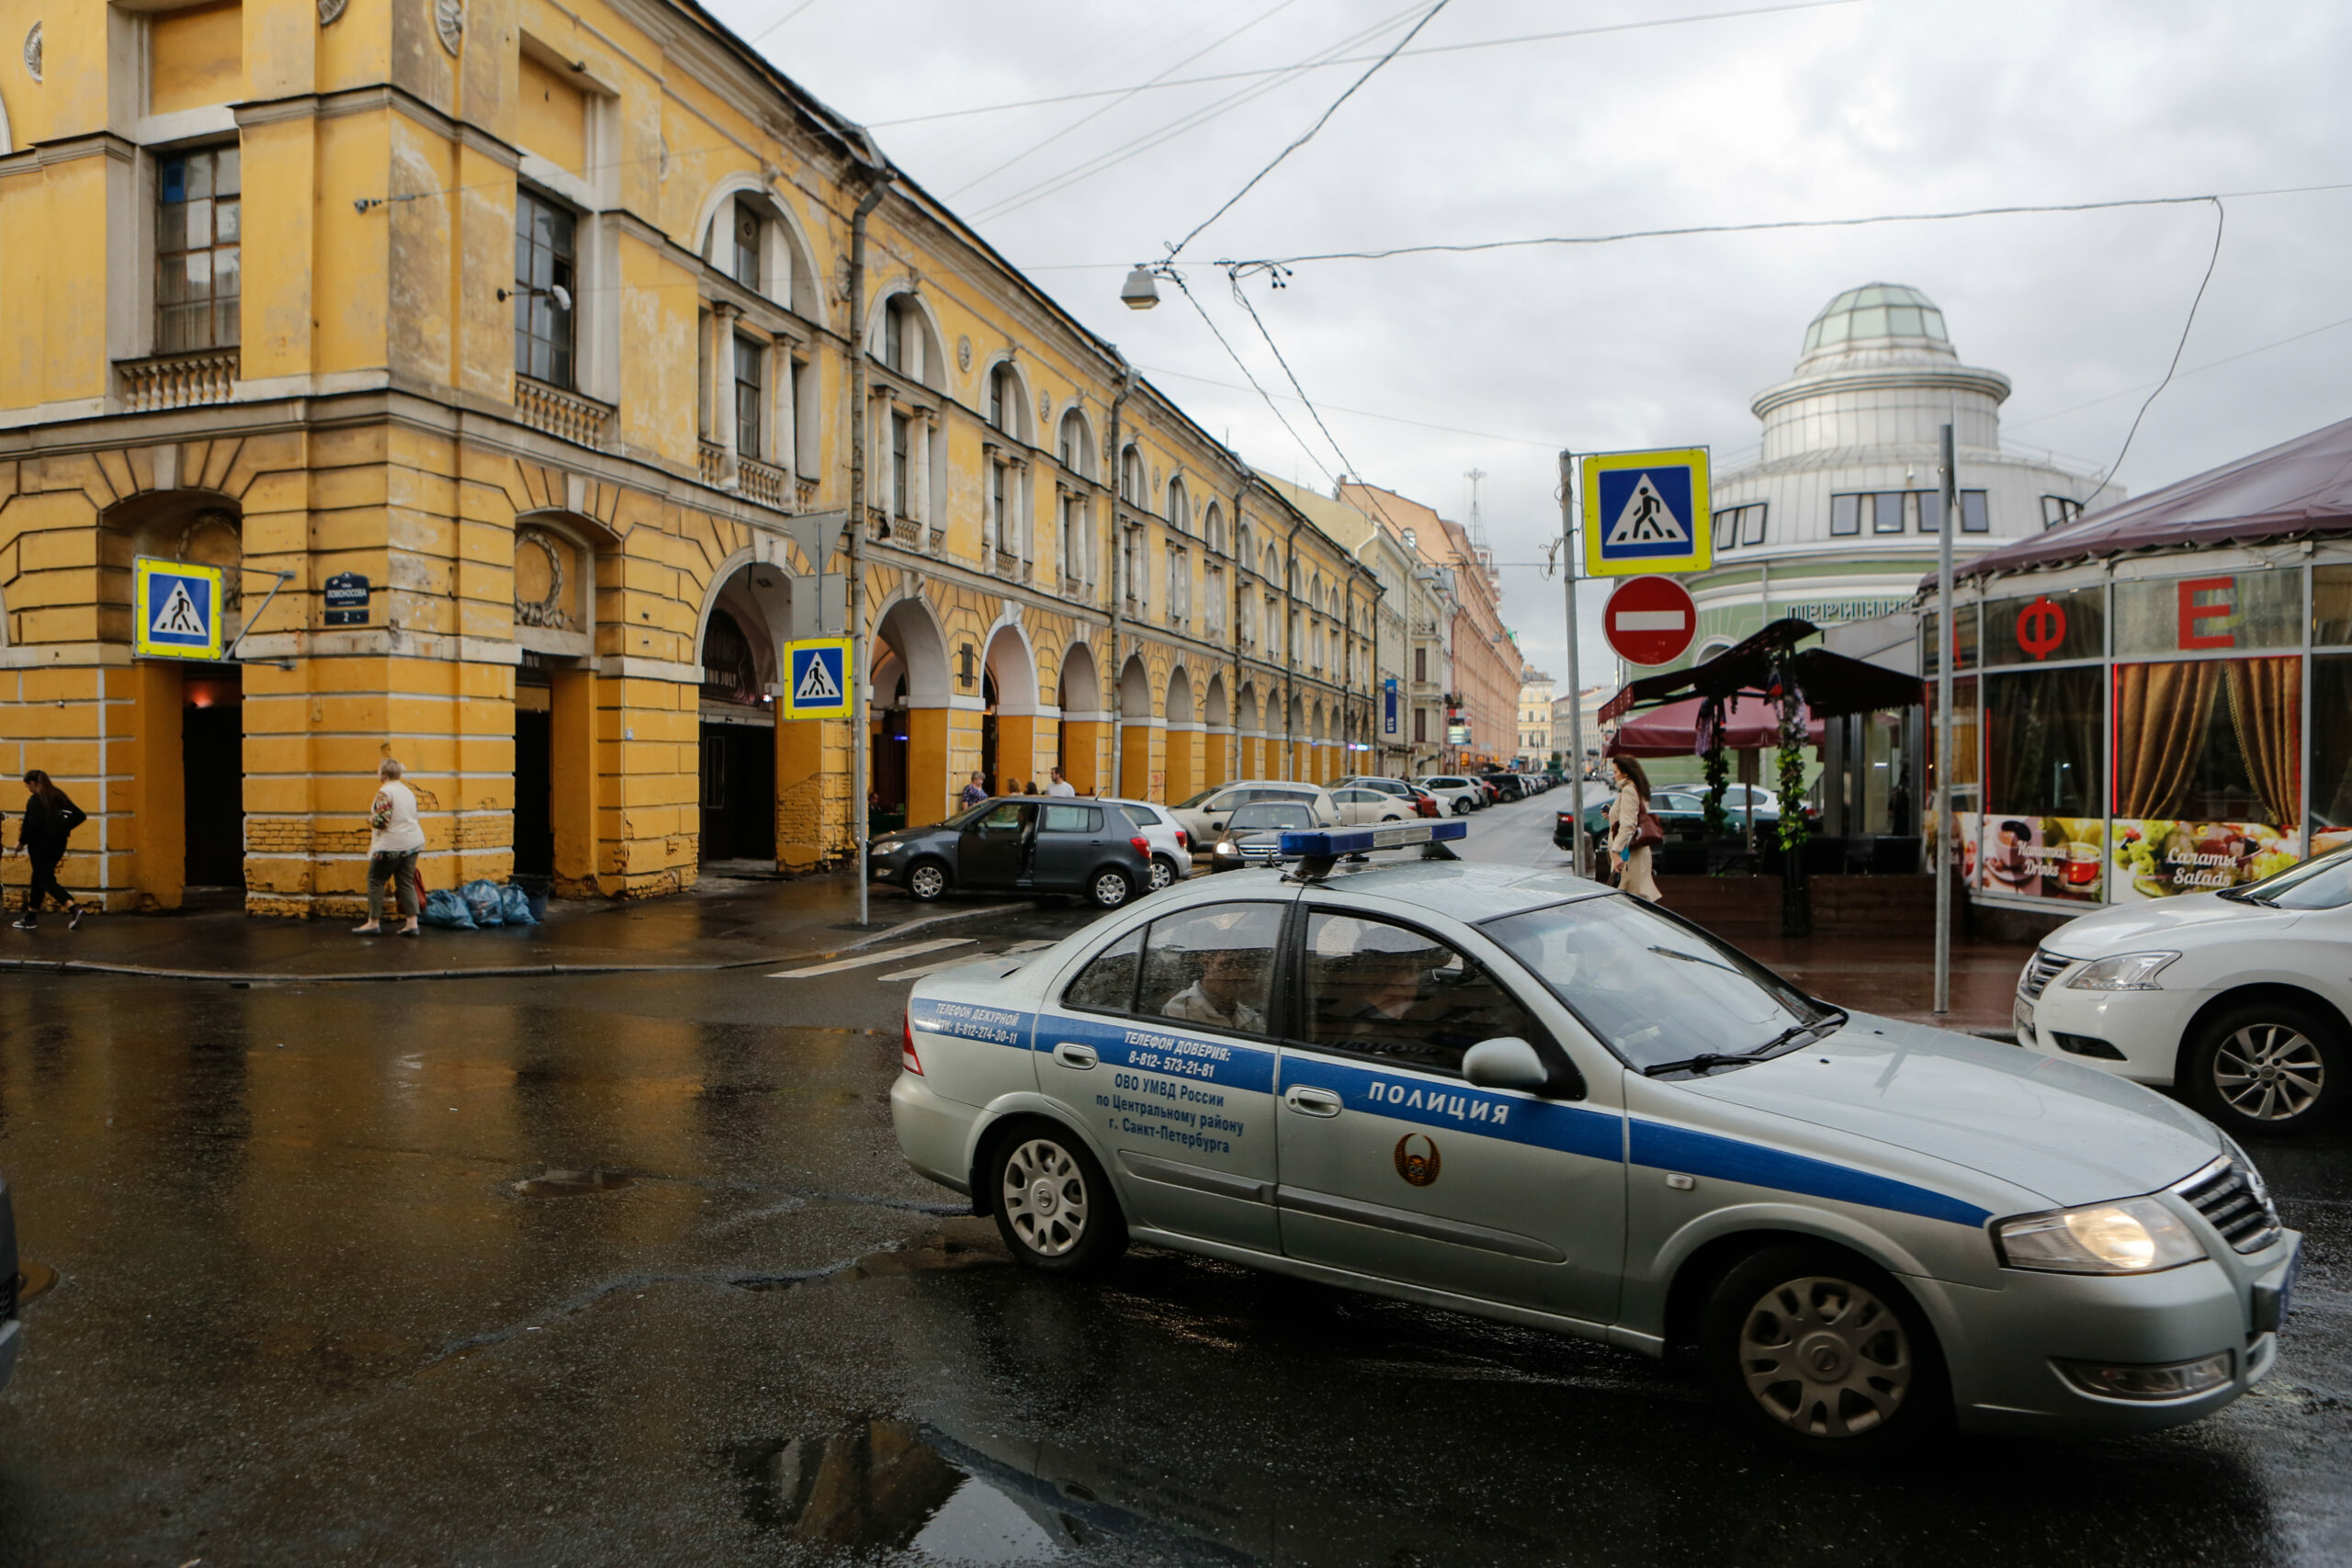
xmin=1629 ymin=1120 xmax=1992 ymax=1227
xmin=1038 ymin=1012 xmax=1280 ymax=1096
xmin=1277 ymin=1055 xmax=1623 ymax=1160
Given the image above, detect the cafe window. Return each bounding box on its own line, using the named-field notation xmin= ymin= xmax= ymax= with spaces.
xmin=1928 ymin=674 xmax=1980 ymax=796
xmin=2313 ymin=565 xmax=2352 ymax=647
xmin=1983 ymin=587 xmax=2105 ymax=667
xmin=2113 ymin=570 xmax=2301 ymax=658
xmin=2113 ymin=657 xmax=2300 ymax=829
xmin=1918 ymin=603 xmax=1980 ymax=677
xmin=2312 ymin=656 xmax=2352 ymax=834
xmin=1984 ymin=666 xmax=2103 ymax=819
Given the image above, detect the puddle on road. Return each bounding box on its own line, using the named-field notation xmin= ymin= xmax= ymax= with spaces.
xmin=513 ymin=1169 xmax=634 ymax=1199
xmin=734 ymin=1420 xmax=1064 ymax=1564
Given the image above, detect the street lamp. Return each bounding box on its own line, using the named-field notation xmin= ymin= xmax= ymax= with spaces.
xmin=1119 ymin=265 xmax=1160 ymax=310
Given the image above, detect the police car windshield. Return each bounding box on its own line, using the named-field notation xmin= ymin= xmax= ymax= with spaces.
xmin=1482 ymin=897 xmax=1835 ymax=1072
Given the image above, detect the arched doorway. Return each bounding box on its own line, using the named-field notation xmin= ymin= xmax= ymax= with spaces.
xmin=1201 ymin=671 xmax=1231 ymax=789
xmin=1164 ymin=665 xmax=1195 ymax=805
xmin=1055 ymin=641 xmax=1102 ymax=793
xmin=1117 ymin=655 xmax=1154 ymax=799
xmin=982 ymin=624 xmax=1039 ymax=794
xmin=695 ymin=562 xmax=786 ymax=862
xmin=1235 ymin=682 xmax=1259 ymax=780
xmin=873 ymin=596 xmax=951 ymax=827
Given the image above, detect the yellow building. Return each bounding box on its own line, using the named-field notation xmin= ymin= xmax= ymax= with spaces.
xmin=0 ymin=0 xmax=1375 ymax=915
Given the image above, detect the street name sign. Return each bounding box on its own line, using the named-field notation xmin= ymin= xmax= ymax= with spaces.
xmin=323 ymin=571 xmax=371 ymax=626
xmin=784 ymin=637 xmax=853 ymax=719
xmin=1581 ymin=448 xmax=1711 ymax=577
xmin=134 ymin=556 xmax=224 ymax=660
xmin=1603 ymin=575 xmax=1699 ymax=667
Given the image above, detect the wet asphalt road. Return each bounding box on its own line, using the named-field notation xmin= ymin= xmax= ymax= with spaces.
xmin=0 ymin=814 xmax=2346 ymax=1566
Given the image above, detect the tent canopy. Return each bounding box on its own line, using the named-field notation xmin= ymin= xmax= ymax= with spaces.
xmin=1605 ymin=694 xmax=1826 ymax=758
xmin=1598 ymin=616 xmax=1923 ymax=726
xmin=1949 ymin=413 xmax=2352 ymax=585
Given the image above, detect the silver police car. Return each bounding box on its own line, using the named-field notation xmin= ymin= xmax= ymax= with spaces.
xmin=892 ymin=824 xmax=2300 ymax=1455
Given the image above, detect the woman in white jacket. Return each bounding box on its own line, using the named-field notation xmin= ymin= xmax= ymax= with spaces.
xmin=354 ymin=756 xmax=426 ymax=936
xmin=1607 ymin=755 xmax=1662 ymax=903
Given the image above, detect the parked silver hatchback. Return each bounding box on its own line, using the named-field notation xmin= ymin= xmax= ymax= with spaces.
xmin=892 ymin=832 xmax=2299 ymax=1456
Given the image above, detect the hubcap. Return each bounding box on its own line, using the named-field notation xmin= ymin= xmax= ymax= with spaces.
xmin=2214 ymin=1023 xmax=2324 ymax=1122
xmin=1738 ymin=1275 xmax=1912 ymax=1438
xmin=1095 ymin=873 xmax=1127 ymax=906
xmin=1149 ymin=860 xmax=1174 ymax=890
xmin=1001 ymin=1138 xmax=1089 ymax=1257
xmin=910 ymin=865 xmax=944 ymax=898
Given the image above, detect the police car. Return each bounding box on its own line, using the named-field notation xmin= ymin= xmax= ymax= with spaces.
xmin=892 ymin=820 xmax=2299 ymax=1455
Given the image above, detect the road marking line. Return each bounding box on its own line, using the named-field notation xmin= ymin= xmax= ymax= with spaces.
xmin=768 ymin=937 xmax=974 ymax=978
xmin=876 ymin=939 xmax=1054 ymax=982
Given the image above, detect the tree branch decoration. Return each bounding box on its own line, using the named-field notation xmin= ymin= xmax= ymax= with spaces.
xmin=1770 ymin=658 xmax=1810 ymax=852
xmin=1698 ymin=694 xmax=1730 ymax=837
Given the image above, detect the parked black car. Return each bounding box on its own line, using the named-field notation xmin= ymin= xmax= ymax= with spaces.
xmin=867 ymin=796 xmax=1155 ymax=908
xmin=1 ymin=1169 xmax=19 ymax=1393
xmin=1207 ymin=800 xmax=1319 ymax=873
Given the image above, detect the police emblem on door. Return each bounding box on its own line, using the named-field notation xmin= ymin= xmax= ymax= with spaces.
xmin=1394 ymin=1133 xmax=1441 ymax=1188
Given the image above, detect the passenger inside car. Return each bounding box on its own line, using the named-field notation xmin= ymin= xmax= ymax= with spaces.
xmin=1303 ymin=914 xmax=1541 ymax=1072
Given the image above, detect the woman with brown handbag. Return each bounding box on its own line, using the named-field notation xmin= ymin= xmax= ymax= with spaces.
xmin=1607 ymin=755 xmax=1664 ymax=903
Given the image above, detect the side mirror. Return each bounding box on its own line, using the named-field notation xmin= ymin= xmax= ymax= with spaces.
xmin=1462 ymin=1037 xmax=1549 ymax=1092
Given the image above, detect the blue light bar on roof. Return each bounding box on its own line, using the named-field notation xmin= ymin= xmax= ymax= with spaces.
xmin=1277 ymin=819 xmax=1467 ymax=859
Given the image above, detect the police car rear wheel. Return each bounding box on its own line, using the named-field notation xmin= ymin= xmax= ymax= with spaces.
xmin=991 ymin=1126 xmax=1125 ymax=1272
xmin=1702 ymin=1243 xmax=1946 ymax=1459
xmin=1090 ymin=869 xmax=1134 ymax=908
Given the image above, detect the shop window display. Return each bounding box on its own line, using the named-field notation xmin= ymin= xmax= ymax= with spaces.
xmin=1984 ymin=588 xmax=2104 ymax=666
xmin=1981 ymin=666 xmax=2105 ymax=901
xmin=2110 ymin=655 xmax=2301 ymax=899
xmin=2310 ymin=655 xmax=2352 ymax=860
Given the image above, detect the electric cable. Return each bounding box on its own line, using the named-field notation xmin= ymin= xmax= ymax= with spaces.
xmin=1170 ymin=0 xmax=1453 ymax=260
xmin=1166 ymin=270 xmax=1340 ymax=488
xmin=2095 ymin=197 xmax=2224 ymax=489
xmin=2007 ymin=308 xmax=2352 ymax=432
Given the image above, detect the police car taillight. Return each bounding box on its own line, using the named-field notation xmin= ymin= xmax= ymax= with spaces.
xmin=901 ymin=1011 xmax=923 ymax=1075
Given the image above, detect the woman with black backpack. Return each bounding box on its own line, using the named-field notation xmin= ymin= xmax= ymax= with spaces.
xmin=10 ymin=769 xmax=90 ymax=931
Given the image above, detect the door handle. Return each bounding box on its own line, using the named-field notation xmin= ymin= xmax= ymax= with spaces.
xmin=1054 ymin=1043 xmax=1099 ymax=1069
xmin=1283 ymin=1086 xmax=1342 ymax=1117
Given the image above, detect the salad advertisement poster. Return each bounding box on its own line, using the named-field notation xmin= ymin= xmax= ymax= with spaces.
xmin=2111 ymin=821 xmax=2305 ymax=900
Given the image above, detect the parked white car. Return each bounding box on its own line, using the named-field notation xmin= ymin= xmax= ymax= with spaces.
xmin=2018 ymin=847 xmax=2351 ymax=1136
xmin=1168 ymin=782 xmax=1340 ymax=843
xmin=1102 ymin=797 xmax=1193 ymax=892
xmin=1327 ymin=785 xmax=1416 ymax=826
xmin=1419 ymin=776 xmax=1486 ymax=816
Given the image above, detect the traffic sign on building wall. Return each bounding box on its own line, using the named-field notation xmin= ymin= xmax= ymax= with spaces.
xmin=1603 ymin=575 xmax=1698 ymax=667
xmin=133 ymin=556 xmax=224 ymax=660
xmin=784 ymin=637 xmax=853 ymax=719
xmin=1581 ymin=448 xmax=1711 ymax=577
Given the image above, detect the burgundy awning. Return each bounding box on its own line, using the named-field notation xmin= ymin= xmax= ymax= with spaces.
xmin=1948 ymin=413 xmax=2352 ymax=585
xmin=1604 ymin=695 xmax=1826 ymax=757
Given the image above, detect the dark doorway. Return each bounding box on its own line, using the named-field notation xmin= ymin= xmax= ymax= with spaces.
xmin=514 ymin=674 xmax=554 ymax=877
xmin=699 ymin=721 xmax=775 ymax=862
xmin=980 ymin=672 xmax=999 ymax=793
xmin=182 ymin=670 xmax=243 ymax=887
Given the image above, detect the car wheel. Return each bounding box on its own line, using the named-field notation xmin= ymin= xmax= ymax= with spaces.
xmin=1702 ymin=1243 xmax=1946 ymax=1459
xmin=1148 ymin=855 xmax=1177 ymax=892
xmin=2187 ymin=998 xmax=2346 ymax=1134
xmin=905 ymin=859 xmax=950 ymax=901
xmin=1088 ymin=868 xmax=1135 ymax=908
xmin=990 ymin=1122 xmax=1127 ymax=1273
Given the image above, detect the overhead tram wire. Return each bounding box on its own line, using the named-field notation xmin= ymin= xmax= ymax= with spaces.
xmin=1166 ymin=271 xmax=1340 ymax=490
xmin=1169 ymin=0 xmax=1454 ymax=261
xmin=2097 ymin=197 xmax=2225 ymax=490
xmin=865 ymin=0 xmax=1868 ymax=130
xmin=967 ymin=1 xmax=1436 ymax=225
xmin=2006 ymin=308 xmax=2352 ymax=433
xmin=942 ymin=0 xmax=1307 ymax=201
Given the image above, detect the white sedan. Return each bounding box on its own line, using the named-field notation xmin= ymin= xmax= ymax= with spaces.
xmin=1328 ymin=785 xmax=1415 ymax=826
xmin=2018 ymin=847 xmax=2351 ymax=1136
xmin=1102 ymin=797 xmax=1193 ymax=892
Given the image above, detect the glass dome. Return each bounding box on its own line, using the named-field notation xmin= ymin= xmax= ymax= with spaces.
xmin=1802 ymin=283 xmax=1950 ymax=355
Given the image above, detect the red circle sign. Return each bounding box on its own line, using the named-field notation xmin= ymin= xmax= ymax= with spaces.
xmin=1604 ymin=575 xmax=1698 ymax=667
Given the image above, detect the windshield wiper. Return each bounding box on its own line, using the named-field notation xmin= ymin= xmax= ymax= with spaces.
xmin=1644 ymin=1013 xmax=1848 ymax=1078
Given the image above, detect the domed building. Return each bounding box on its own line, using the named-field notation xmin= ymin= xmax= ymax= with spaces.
xmin=1686 ymin=283 xmax=2119 ymax=663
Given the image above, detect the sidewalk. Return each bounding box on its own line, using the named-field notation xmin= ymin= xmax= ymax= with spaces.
xmin=0 ymin=870 xmax=1022 ymax=984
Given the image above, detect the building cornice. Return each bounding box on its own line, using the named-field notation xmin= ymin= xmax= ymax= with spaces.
xmin=1750 ymin=361 xmax=2013 ymax=421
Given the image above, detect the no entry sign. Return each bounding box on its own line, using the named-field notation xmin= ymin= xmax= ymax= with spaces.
xmin=1603 ymin=575 xmax=1698 ymax=667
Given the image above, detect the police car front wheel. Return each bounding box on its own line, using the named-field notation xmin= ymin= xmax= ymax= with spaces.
xmin=1702 ymin=1243 xmax=1947 ymax=1459
xmin=989 ymin=1122 xmax=1127 ymax=1273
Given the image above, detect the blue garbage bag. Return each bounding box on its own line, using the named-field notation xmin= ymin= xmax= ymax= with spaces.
xmin=421 ymin=888 xmax=476 ymax=930
xmin=500 ymin=883 xmax=538 ymax=926
xmin=459 ymin=878 xmax=504 ymax=927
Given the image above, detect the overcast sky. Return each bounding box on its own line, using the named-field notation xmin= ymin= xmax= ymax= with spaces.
xmin=717 ymin=0 xmax=2352 ymax=687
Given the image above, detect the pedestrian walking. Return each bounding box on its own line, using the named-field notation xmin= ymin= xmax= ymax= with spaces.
xmin=10 ymin=770 xmax=89 ymax=931
xmin=353 ymin=757 xmax=425 ymax=937
xmin=1607 ymin=756 xmax=1663 ymax=903
xmin=1046 ymin=768 xmax=1077 ymax=798
xmin=959 ymin=772 xmax=989 ymax=809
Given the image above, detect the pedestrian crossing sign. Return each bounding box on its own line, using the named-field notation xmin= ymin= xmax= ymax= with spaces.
xmin=1581 ymin=447 xmax=1711 ymax=577
xmin=133 ymin=556 xmax=225 ymax=660
xmin=784 ymin=637 xmax=853 ymax=719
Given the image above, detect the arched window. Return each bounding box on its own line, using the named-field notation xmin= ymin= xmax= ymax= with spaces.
xmin=1120 ymin=445 xmax=1147 ymax=508
xmin=1204 ymin=502 xmax=1226 ymax=554
xmin=1058 ymin=410 xmax=1094 ymax=479
xmin=729 ymin=199 xmax=762 ymax=291
xmin=875 ymin=291 xmax=944 ymax=387
xmin=989 ymin=365 xmax=1018 ymax=434
xmin=1168 ymin=479 xmax=1190 ymax=536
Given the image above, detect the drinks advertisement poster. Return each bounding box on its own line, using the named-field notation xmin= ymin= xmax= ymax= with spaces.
xmin=1977 ymin=816 xmax=2106 ymax=902
xmin=2110 ymin=820 xmax=2304 ymax=900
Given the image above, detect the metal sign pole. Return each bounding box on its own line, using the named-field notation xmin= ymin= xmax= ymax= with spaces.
xmin=1934 ymin=423 xmax=1958 ymax=1016
xmin=1558 ymin=451 xmax=1588 ymax=877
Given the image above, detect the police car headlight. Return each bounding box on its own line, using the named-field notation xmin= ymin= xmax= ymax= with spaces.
xmin=1995 ymin=1197 xmax=2205 ymax=1274
xmin=2064 ymin=952 xmax=2179 ymax=991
